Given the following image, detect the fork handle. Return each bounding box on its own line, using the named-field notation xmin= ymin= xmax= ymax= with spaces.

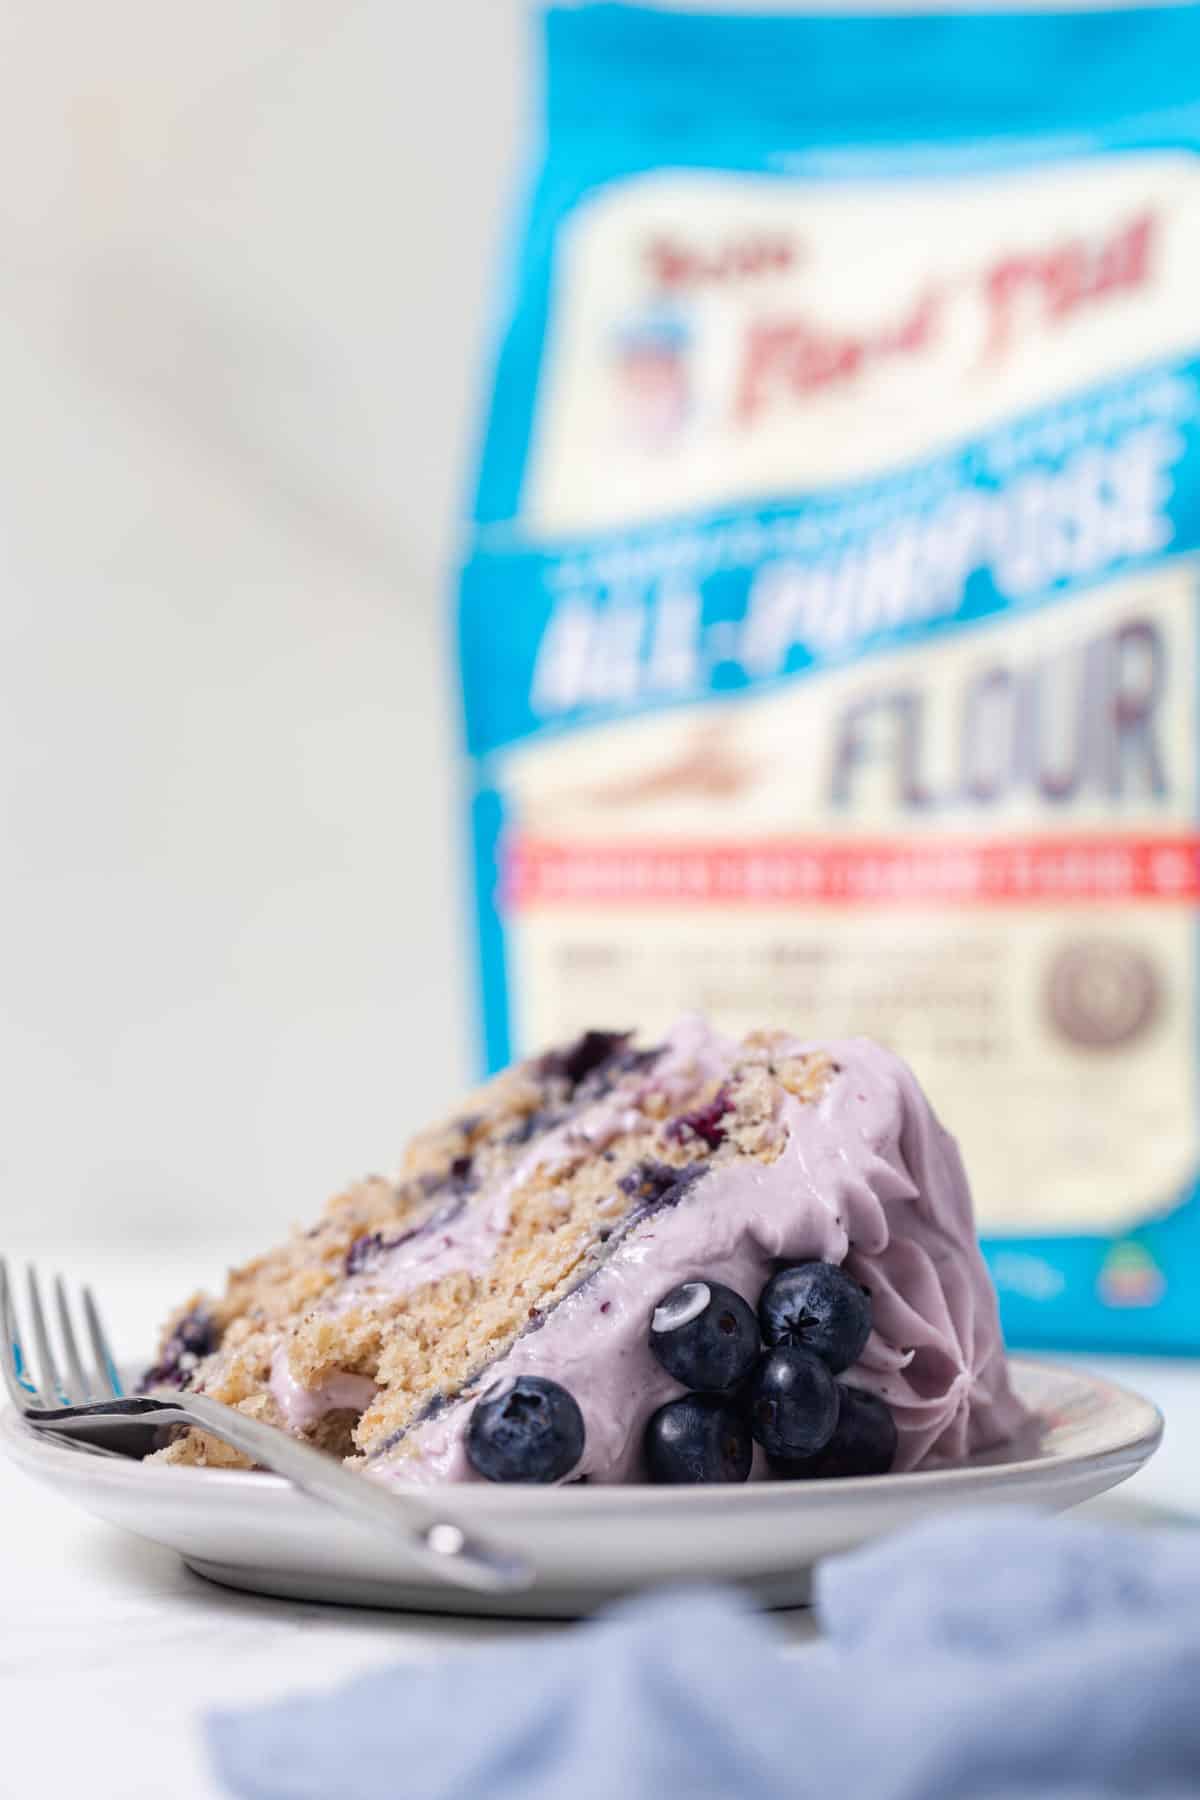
xmin=174 ymin=1394 xmax=531 ymax=1594
xmin=39 ymin=1392 xmax=531 ymax=1595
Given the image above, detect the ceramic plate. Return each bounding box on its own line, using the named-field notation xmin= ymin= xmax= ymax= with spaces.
xmin=0 ymin=1357 xmax=1161 ymax=1618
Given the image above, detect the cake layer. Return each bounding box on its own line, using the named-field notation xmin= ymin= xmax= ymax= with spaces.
xmin=147 ymin=1017 xmax=1027 ymax=1482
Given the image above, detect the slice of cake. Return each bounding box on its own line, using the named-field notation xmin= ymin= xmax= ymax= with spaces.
xmin=147 ymin=1018 xmax=1028 ymax=1484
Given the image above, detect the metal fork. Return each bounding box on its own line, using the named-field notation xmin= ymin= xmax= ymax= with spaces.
xmin=1 ymin=1259 xmax=532 ymax=1596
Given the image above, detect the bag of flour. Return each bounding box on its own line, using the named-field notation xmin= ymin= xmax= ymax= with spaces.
xmin=457 ymin=3 xmax=1200 ymax=1350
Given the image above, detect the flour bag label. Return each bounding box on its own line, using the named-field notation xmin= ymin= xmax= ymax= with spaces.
xmin=457 ymin=4 xmax=1200 ymax=1350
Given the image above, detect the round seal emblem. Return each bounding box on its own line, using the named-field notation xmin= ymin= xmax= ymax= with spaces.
xmin=1044 ymin=940 xmax=1160 ymax=1051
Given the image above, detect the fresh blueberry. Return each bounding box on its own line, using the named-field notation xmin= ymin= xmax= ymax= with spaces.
xmin=757 ymin=1261 xmax=872 ymax=1374
xmin=769 ymin=1385 xmax=898 ymax=1479
xmin=648 ymin=1279 xmax=760 ymax=1393
xmin=644 ymin=1394 xmax=752 ymax=1484
xmin=465 ymin=1375 xmax=585 ymax=1484
xmin=748 ymin=1345 xmax=839 ymax=1459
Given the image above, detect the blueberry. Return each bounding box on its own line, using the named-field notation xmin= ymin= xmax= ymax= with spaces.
xmin=142 ymin=1307 xmax=218 ymax=1391
xmin=666 ymin=1084 xmax=732 ymax=1150
xmin=618 ymin=1159 xmax=704 ymax=1209
xmin=347 ymin=1194 xmax=469 ymax=1277
xmin=465 ymin=1375 xmax=585 ymax=1484
xmin=644 ymin=1394 xmax=752 ymax=1484
xmin=648 ymin=1279 xmax=760 ymax=1393
xmin=748 ymin=1345 xmax=839 ymax=1459
xmin=769 ymin=1385 xmax=898 ymax=1480
xmin=537 ymin=1029 xmax=632 ymax=1091
xmin=757 ymin=1261 xmax=872 ymax=1374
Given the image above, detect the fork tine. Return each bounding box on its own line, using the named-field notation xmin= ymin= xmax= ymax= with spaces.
xmin=0 ymin=1258 xmax=43 ymax=1411
xmin=82 ymin=1285 xmax=124 ymax=1398
xmin=54 ymin=1275 xmax=93 ymax=1404
xmin=26 ymin=1265 xmax=69 ymax=1406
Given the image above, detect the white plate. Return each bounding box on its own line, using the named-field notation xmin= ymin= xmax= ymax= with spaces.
xmin=0 ymin=1357 xmax=1162 ymax=1618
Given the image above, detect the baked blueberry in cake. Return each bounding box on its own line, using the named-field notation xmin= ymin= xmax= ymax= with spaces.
xmin=146 ymin=1017 xmax=1027 ymax=1483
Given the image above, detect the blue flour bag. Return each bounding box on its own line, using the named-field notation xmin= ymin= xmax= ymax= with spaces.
xmin=457 ymin=4 xmax=1200 ymax=1352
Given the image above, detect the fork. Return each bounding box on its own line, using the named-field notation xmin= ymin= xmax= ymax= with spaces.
xmin=1 ymin=1258 xmax=533 ymax=1596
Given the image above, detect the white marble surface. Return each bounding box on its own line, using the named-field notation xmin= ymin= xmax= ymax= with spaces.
xmin=1 ymin=1245 xmax=1197 ymax=1799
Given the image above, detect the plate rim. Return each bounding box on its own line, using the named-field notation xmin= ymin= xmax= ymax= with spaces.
xmin=0 ymin=1355 xmax=1163 ymax=1515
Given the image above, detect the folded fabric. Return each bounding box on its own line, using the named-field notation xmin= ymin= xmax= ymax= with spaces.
xmin=208 ymin=1510 xmax=1200 ymax=1800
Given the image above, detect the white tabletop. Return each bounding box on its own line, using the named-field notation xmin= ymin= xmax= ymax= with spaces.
xmin=2 ymin=1245 xmax=1197 ymax=1800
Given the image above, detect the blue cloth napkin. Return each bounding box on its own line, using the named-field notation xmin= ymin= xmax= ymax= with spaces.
xmin=208 ymin=1511 xmax=1200 ymax=1799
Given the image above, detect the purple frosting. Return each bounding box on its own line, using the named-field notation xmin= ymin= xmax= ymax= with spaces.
xmin=372 ymin=1019 xmax=1028 ymax=1487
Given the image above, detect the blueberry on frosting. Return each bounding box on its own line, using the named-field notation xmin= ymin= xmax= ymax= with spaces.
xmin=758 ymin=1261 xmax=872 ymax=1375
xmin=649 ymin=1279 xmax=760 ymax=1393
xmin=644 ymin=1393 xmax=752 ymax=1484
xmin=769 ymin=1384 xmax=898 ymax=1480
xmin=748 ymin=1344 xmax=840 ymax=1460
xmin=465 ymin=1375 xmax=585 ymax=1484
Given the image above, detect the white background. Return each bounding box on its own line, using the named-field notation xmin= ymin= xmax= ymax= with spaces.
xmin=1 ymin=1 xmax=533 ymax=1260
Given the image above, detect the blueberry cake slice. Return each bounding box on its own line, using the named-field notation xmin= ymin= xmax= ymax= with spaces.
xmin=146 ymin=1017 xmax=1027 ymax=1484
